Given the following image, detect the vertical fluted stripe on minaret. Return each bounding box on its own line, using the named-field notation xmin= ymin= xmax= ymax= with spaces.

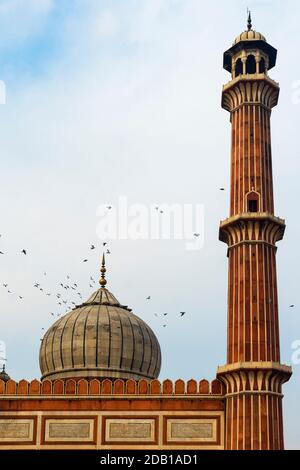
xmin=249 ymin=243 xmax=253 ymax=361
xmin=256 ymin=243 xmax=260 ymax=360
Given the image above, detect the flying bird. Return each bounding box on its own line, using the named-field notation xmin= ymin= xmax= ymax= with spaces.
xmin=106 ymin=250 xmax=111 ymax=254
xmin=103 ymin=242 xmax=107 ymax=246
xmin=219 ymin=188 xmax=225 ymax=191
xmin=193 ymin=233 xmax=200 ymax=238
xmin=180 ymin=311 xmax=186 ymax=317
xmin=0 ymin=251 xmax=4 ymax=255
xmin=107 ymin=206 xmax=112 ymax=210
xmin=146 ymin=296 xmax=151 ymax=300
xmin=3 ymin=284 xmax=8 ymax=288
xmin=83 ymin=259 xmax=88 ymax=262
xmin=289 ymin=305 xmax=295 ymax=308
xmin=90 ymin=244 xmax=95 ymax=250
xmin=163 ymin=313 xmax=168 ymax=316
xmin=21 ymin=249 xmax=27 ymax=255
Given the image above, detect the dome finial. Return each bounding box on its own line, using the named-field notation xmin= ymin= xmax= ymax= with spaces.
xmin=99 ymin=253 xmax=107 ymax=287
xmin=247 ymin=9 xmax=252 ymax=31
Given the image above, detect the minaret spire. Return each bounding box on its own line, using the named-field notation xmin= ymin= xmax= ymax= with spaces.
xmin=99 ymin=253 xmax=107 ymax=287
xmin=247 ymin=9 xmax=252 ymax=30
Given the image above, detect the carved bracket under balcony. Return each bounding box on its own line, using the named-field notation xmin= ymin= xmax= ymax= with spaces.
xmin=219 ymin=212 xmax=285 ymax=248
xmin=222 ymin=75 xmax=279 ymax=112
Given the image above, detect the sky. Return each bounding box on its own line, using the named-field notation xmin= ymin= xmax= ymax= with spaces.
xmin=0 ymin=0 xmax=299 ymax=449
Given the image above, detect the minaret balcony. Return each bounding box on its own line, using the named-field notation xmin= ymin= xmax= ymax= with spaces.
xmin=219 ymin=212 xmax=285 ymax=248
xmin=222 ymin=74 xmax=279 ymax=112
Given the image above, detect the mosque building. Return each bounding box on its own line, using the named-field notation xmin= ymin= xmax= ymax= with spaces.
xmin=0 ymin=16 xmax=291 ymax=450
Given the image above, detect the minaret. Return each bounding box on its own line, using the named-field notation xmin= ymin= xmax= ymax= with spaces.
xmin=217 ymin=14 xmax=292 ymax=450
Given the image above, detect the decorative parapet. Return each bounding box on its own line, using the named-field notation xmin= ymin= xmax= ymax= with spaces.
xmin=0 ymin=378 xmax=224 ymax=397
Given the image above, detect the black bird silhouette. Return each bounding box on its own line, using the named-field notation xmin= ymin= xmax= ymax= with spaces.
xmin=3 ymin=284 xmax=8 ymax=288
xmin=19 ymin=296 xmax=23 ymax=300
xmin=163 ymin=324 xmax=167 ymax=328
xmin=107 ymin=206 xmax=112 ymax=210
xmin=83 ymin=259 xmax=88 ymax=262
xmin=21 ymin=249 xmax=27 ymax=255
xmin=289 ymin=304 xmax=295 ymax=308
xmin=163 ymin=313 xmax=168 ymax=316
xmin=193 ymin=233 xmax=200 ymax=237
xmin=50 ymin=312 xmax=55 ymax=316
xmin=180 ymin=311 xmax=186 ymax=317
xmin=0 ymin=251 xmax=3 ymax=255
xmin=146 ymin=296 xmax=151 ymax=300
xmin=90 ymin=244 xmax=95 ymax=250
xmin=106 ymin=250 xmax=111 ymax=254
xmin=103 ymin=242 xmax=107 ymax=246
xmin=219 ymin=188 xmax=225 ymax=191
xmin=34 ymin=283 xmax=40 ymax=288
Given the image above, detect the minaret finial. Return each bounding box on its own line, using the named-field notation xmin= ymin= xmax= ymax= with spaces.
xmin=247 ymin=9 xmax=252 ymax=31
xmin=99 ymin=253 xmax=107 ymax=287
xmin=2 ymin=364 xmax=5 ymax=372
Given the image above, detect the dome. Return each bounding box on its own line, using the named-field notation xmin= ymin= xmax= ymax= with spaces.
xmin=39 ymin=257 xmax=161 ymax=381
xmin=0 ymin=365 xmax=10 ymax=382
xmin=234 ymin=29 xmax=266 ymax=45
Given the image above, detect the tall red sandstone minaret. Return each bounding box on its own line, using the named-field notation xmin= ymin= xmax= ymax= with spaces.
xmin=217 ymin=13 xmax=292 ymax=450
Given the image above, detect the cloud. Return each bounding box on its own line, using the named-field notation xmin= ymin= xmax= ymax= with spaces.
xmin=0 ymin=0 xmax=53 ymax=51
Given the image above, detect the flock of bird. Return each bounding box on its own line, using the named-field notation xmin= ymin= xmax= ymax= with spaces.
xmin=0 ymin=229 xmax=188 ymax=341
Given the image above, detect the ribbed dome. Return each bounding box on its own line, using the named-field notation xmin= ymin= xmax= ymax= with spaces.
xmin=234 ymin=29 xmax=266 ymax=45
xmin=39 ymin=285 xmax=161 ymax=381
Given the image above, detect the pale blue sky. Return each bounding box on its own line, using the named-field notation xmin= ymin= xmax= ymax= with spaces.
xmin=0 ymin=0 xmax=299 ymax=449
